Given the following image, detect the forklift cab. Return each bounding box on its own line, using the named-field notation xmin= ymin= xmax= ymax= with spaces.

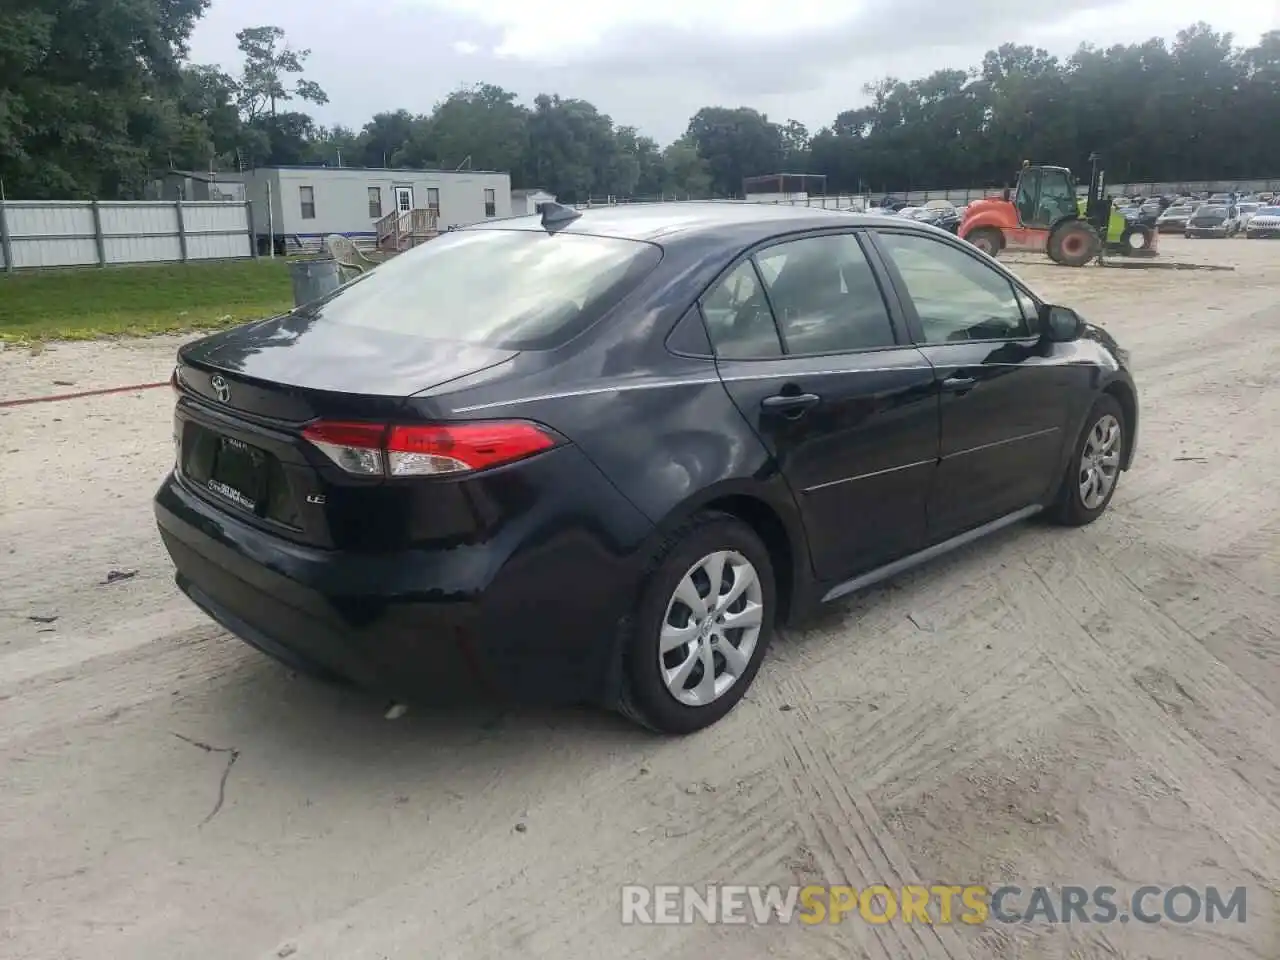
xmin=1014 ymin=165 xmax=1079 ymax=228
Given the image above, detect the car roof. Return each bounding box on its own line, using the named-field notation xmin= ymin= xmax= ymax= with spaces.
xmin=464 ymin=201 xmax=929 ymax=245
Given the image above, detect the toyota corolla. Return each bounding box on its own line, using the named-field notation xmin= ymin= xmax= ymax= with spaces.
xmin=155 ymin=202 xmax=1138 ymax=734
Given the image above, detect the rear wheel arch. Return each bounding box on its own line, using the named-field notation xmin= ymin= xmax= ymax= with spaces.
xmin=642 ymin=486 xmax=807 ymax=624
xmin=701 ymin=494 xmax=797 ymax=623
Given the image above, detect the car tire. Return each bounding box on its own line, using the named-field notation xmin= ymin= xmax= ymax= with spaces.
xmin=966 ymin=227 xmax=1003 ymax=258
xmin=1046 ymin=394 xmax=1126 ymax=527
xmin=617 ymin=511 xmax=776 ymax=734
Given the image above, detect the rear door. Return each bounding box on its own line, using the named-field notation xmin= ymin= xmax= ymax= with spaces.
xmin=868 ymin=227 xmax=1086 ymax=541
xmin=704 ymin=230 xmax=939 ymax=583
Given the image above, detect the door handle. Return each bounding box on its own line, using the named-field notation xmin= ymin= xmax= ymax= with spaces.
xmin=761 ymin=392 xmax=821 ymax=416
xmin=940 ymin=375 xmax=977 ymax=393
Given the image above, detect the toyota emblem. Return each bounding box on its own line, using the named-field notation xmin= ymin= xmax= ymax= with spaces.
xmin=210 ymin=375 xmax=231 ymax=403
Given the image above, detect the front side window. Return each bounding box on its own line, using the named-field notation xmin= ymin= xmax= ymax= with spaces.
xmin=701 ymin=260 xmax=781 ymax=360
xmin=877 ymin=231 xmax=1031 ymax=343
xmin=754 ymin=234 xmax=897 ymax=354
xmin=1040 ymin=173 xmax=1079 ymax=222
xmin=301 ymin=229 xmax=662 ymax=350
xmin=484 ymin=188 xmax=496 ymax=217
xmin=299 ymin=186 xmax=316 ymax=220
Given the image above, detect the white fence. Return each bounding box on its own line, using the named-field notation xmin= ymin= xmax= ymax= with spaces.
xmin=0 ymin=200 xmax=255 ymax=271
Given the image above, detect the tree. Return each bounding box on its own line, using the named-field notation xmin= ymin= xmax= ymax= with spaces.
xmin=661 ymin=138 xmax=712 ymax=197
xmin=685 ymin=107 xmax=784 ymax=196
xmin=426 ymin=84 xmax=529 ymax=175
xmin=357 ymin=110 xmax=417 ymax=167
xmin=0 ymin=0 xmax=209 ymax=199
xmin=234 ymin=26 xmax=328 ymax=121
xmin=6 ymin=15 xmax=1279 ymax=203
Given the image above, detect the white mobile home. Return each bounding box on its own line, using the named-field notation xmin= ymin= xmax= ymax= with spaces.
xmin=240 ymin=166 xmax=512 ymax=252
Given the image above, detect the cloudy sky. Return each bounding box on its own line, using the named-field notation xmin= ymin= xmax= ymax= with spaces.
xmin=187 ymin=0 xmax=1278 ymax=144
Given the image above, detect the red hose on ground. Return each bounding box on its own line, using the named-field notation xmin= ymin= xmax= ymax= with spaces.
xmin=0 ymin=381 xmax=170 ymax=409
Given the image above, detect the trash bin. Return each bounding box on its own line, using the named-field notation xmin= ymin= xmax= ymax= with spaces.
xmin=289 ymin=257 xmax=342 ymax=308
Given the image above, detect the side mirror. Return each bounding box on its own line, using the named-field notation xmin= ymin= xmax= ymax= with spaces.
xmin=1041 ymin=304 xmax=1084 ymax=342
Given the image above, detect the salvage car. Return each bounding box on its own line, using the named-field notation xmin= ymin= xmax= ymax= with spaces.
xmin=1245 ymin=206 xmax=1280 ymax=238
xmin=1155 ymin=203 xmax=1196 ymax=233
xmin=156 ymin=202 xmax=1139 ymax=733
xmin=1184 ymin=204 xmax=1240 ymax=237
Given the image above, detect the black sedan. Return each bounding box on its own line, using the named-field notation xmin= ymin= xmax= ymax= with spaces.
xmin=156 ymin=202 xmax=1139 ymax=734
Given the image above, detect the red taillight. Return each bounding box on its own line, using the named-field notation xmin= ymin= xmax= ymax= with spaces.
xmin=302 ymin=420 xmax=556 ymax=477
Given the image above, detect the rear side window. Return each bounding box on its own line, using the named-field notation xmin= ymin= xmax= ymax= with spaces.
xmin=754 ymin=234 xmax=896 ymax=353
xmin=701 ymin=261 xmax=782 ymax=359
xmin=302 ymin=229 xmax=662 ymax=350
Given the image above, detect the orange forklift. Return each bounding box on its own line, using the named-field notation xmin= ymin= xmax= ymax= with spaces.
xmin=959 ymin=154 xmax=1158 ymax=266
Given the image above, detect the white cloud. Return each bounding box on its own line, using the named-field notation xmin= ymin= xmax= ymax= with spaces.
xmin=451 ymin=40 xmax=479 ymax=55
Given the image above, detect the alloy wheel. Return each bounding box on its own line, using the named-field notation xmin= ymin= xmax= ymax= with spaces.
xmin=1079 ymin=413 xmax=1122 ymax=509
xmin=659 ymin=550 xmax=764 ymax=707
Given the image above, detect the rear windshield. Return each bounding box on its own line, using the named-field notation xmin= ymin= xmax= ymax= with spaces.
xmin=300 ymin=228 xmax=662 ymax=350
xmin=1194 ymin=206 xmax=1226 ymax=217
xmin=1259 ymin=207 xmax=1280 ymax=216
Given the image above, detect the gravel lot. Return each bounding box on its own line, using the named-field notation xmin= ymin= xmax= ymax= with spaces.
xmin=1 ymin=237 xmax=1277 ymax=959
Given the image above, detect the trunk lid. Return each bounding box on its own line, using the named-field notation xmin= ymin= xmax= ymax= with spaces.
xmin=173 ymin=315 xmax=518 ymax=550
xmin=177 ymin=313 xmax=517 ymax=421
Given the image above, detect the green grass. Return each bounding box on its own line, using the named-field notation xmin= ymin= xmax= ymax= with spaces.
xmin=0 ymin=259 xmax=295 ymax=341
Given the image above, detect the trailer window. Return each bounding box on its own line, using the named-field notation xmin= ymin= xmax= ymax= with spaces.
xmin=299 ymin=186 xmax=316 ymax=220
xmin=368 ymin=187 xmax=382 ymax=219
xmin=484 ymin=188 xmax=496 ymax=218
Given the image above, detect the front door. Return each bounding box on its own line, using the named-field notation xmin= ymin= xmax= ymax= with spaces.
xmin=394 ymin=186 xmax=414 ymax=216
xmin=869 ymin=228 xmax=1088 ymax=541
xmin=703 ymin=231 xmax=939 ymax=582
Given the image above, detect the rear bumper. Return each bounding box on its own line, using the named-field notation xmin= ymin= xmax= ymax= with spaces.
xmin=154 ymin=445 xmax=655 ymax=706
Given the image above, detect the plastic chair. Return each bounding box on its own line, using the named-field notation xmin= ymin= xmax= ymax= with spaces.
xmin=323 ymin=234 xmax=377 ymax=279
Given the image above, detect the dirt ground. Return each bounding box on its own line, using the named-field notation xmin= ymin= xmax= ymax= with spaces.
xmin=1 ymin=237 xmax=1277 ymax=959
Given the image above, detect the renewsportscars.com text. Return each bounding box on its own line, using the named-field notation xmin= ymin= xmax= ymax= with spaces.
xmin=620 ymin=884 xmax=1247 ymax=926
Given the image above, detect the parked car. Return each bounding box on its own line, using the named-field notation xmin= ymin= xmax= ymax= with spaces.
xmin=1245 ymin=205 xmax=1280 ymax=238
xmin=155 ymin=202 xmax=1138 ymax=733
xmin=1155 ymin=203 xmax=1197 ymax=233
xmin=1184 ymin=204 xmax=1240 ymax=237
xmin=1136 ymin=201 xmax=1163 ymax=225
xmin=1237 ymin=202 xmax=1261 ymax=228
xmin=920 ymin=208 xmax=962 ymax=234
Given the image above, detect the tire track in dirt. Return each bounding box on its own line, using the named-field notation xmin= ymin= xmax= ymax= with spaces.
xmin=751 ymin=665 xmax=976 ymax=960
xmin=1011 ymin=562 xmax=1280 ymax=880
xmin=0 ymin=626 xmax=248 ymax=747
xmin=762 ymin=549 xmax=1082 ymax=811
xmin=238 ymin=713 xmax=809 ymax=959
